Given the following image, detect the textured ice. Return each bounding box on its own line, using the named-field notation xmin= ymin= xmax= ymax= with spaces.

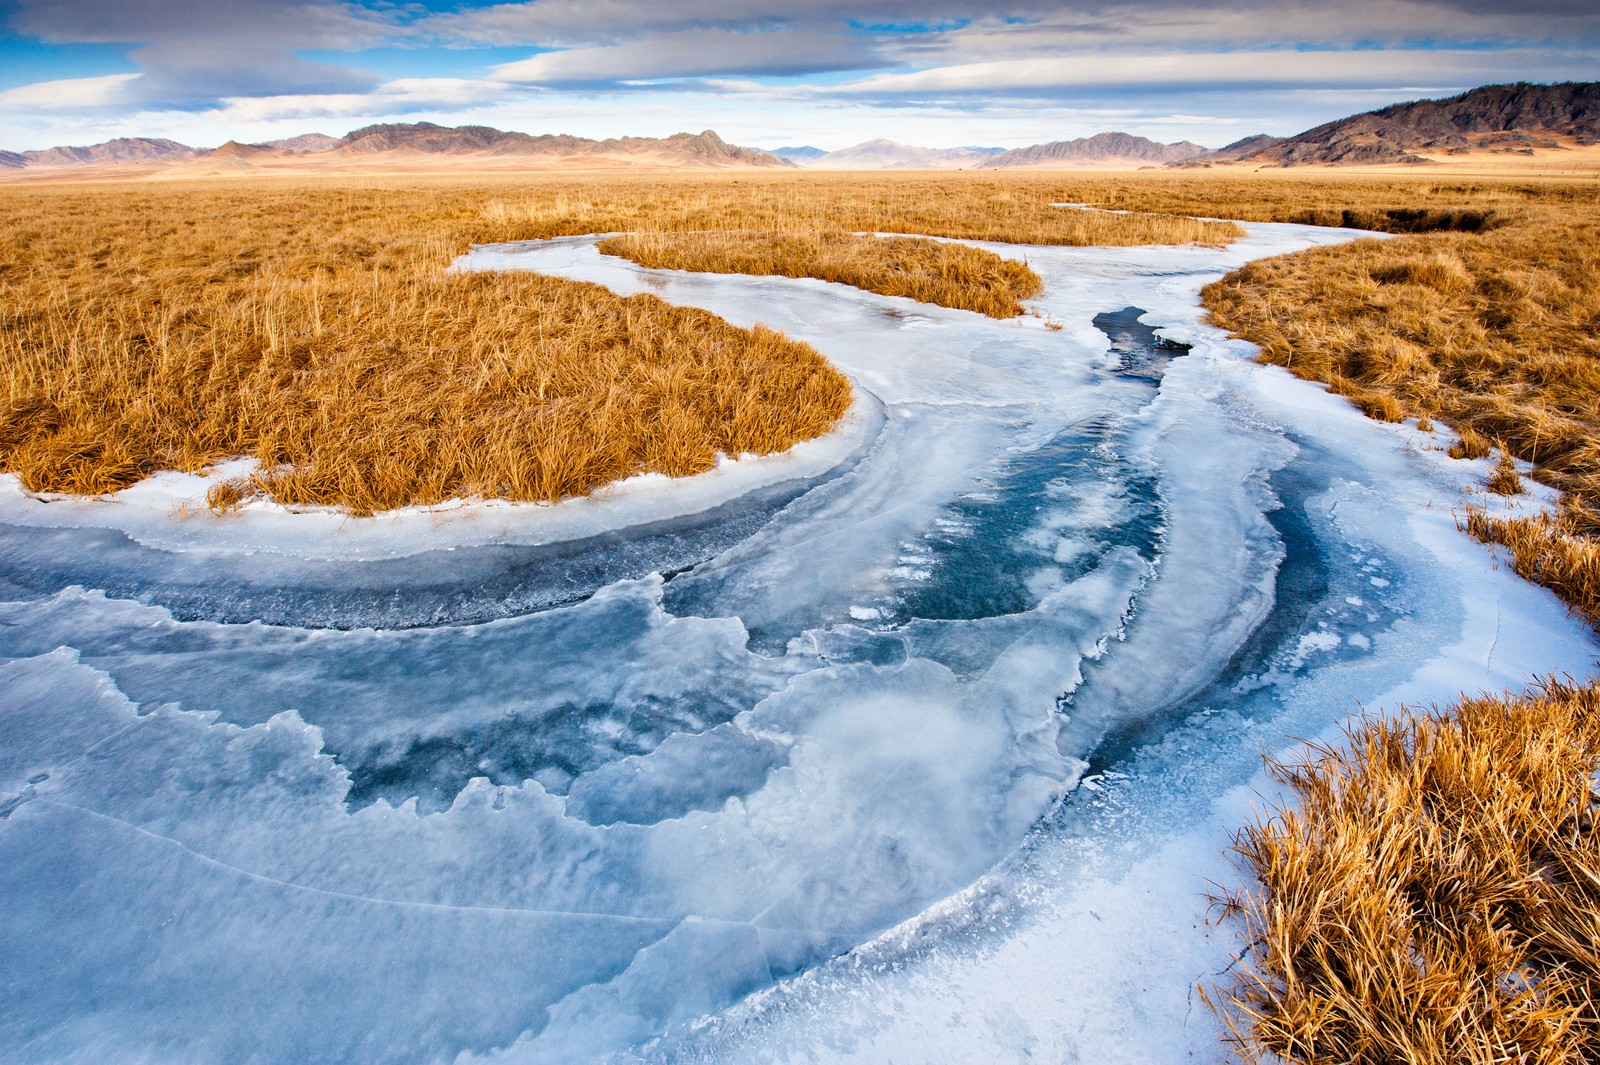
xmin=2 ymin=220 xmax=1596 ymax=1064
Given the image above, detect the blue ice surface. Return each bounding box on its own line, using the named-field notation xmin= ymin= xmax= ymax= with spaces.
xmin=2 ymin=223 xmax=1595 ymax=1064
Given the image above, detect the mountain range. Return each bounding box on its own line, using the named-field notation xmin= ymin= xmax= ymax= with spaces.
xmin=1178 ymin=81 xmax=1599 ymax=168
xmin=777 ymin=132 xmax=1205 ymax=169
xmin=0 ymin=124 xmax=792 ymax=175
xmin=3 ymin=82 xmax=1596 ymax=178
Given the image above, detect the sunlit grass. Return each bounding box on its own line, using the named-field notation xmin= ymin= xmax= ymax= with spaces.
xmin=1209 ymin=680 xmax=1600 ymax=1064
xmin=598 ymin=229 xmax=1044 ymax=318
xmin=0 ymin=172 xmax=1251 ymax=514
xmin=1196 ymin=190 xmax=1600 ymax=625
xmin=0 ymin=181 xmax=852 ymax=514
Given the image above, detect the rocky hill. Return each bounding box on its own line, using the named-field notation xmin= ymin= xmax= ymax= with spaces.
xmin=603 ymin=129 xmax=789 ymax=167
xmin=335 ymin=122 xmax=593 ymax=156
xmin=1224 ymin=82 xmax=1600 ymax=167
xmin=980 ymin=132 xmax=1207 ymax=168
xmin=260 ymin=133 xmax=340 ymax=154
xmin=17 ymin=137 xmax=197 ymax=168
xmin=325 ymin=123 xmax=789 ymax=167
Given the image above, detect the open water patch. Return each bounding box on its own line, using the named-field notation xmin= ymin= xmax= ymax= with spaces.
xmin=1093 ymin=304 xmax=1192 ymax=383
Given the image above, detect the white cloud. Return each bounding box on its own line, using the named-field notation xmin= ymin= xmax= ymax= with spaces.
xmin=0 ymin=73 xmax=142 ymax=110
xmin=490 ymin=29 xmax=874 ymax=83
xmin=210 ymin=79 xmax=513 ymax=123
xmin=835 ymin=47 xmax=1600 ymax=95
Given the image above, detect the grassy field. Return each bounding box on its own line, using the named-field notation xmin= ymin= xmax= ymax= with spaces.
xmin=0 ymin=183 xmax=854 ymax=514
xmin=473 ymin=170 xmax=1245 ymax=245
xmin=597 ymin=229 xmax=1044 ymax=318
xmin=1211 ymin=681 xmax=1600 ymax=1064
xmin=0 ymin=173 xmax=1242 ymax=514
xmin=1194 ymin=190 xmax=1600 ymax=627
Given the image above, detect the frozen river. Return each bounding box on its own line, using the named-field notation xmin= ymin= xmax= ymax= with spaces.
xmin=1 ymin=223 xmax=1595 ymax=1063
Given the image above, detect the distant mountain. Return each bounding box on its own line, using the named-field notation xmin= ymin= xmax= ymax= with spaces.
xmin=331 ymin=122 xmax=791 ymax=167
xmin=1210 ymin=134 xmax=1284 ymax=161
xmin=260 ymin=133 xmax=339 ymax=154
xmin=1 ymin=124 xmax=792 ymax=176
xmin=20 ymin=137 xmax=197 ymax=167
xmin=981 ymin=132 xmax=1207 ymax=168
xmin=1167 ymin=134 xmax=1284 ymax=169
xmin=162 ymin=140 xmax=283 ymax=177
xmin=336 ymin=122 xmax=589 ymax=155
xmin=1224 ymin=82 xmax=1600 ymax=167
xmin=605 ymin=129 xmax=790 ymax=167
xmin=802 ymin=139 xmax=1007 ymax=169
xmin=772 ymin=145 xmax=828 ymax=161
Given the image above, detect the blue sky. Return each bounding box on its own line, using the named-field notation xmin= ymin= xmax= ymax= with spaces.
xmin=1 ymin=0 xmax=1596 ymax=152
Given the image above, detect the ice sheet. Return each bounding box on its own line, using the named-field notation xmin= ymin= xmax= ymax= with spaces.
xmin=2 ymin=220 xmax=1594 ymax=1065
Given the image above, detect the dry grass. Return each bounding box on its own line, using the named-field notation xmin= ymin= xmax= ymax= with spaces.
xmin=1209 ymin=680 xmax=1600 ymax=1064
xmin=1203 ymin=220 xmax=1600 ymax=506
xmin=474 ymin=170 xmax=1246 ymax=247
xmin=1046 ymin=171 xmax=1600 ymax=230
xmin=1464 ymin=512 xmax=1600 ymax=631
xmin=0 ymin=181 xmax=851 ymax=514
xmin=597 ymin=229 xmax=1043 ymax=318
xmin=0 ymin=172 xmax=1252 ymax=514
xmin=1193 ymin=182 xmax=1600 ymax=624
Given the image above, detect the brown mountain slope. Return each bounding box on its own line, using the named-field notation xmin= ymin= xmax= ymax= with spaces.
xmin=327 ymin=123 xmax=790 ymax=168
xmin=261 ymin=133 xmax=339 ymax=154
xmin=982 ymin=132 xmax=1207 ymax=168
xmin=21 ymin=137 xmax=197 ymax=167
xmin=335 ymin=122 xmax=587 ymax=156
xmin=1237 ymin=81 xmax=1600 ymax=166
xmin=602 ymin=130 xmax=792 ymax=167
xmin=161 ymin=140 xmax=282 ymax=177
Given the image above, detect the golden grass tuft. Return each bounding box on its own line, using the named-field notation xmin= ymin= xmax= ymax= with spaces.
xmin=597 ymin=229 xmax=1044 ymax=318
xmin=1464 ymin=510 xmax=1600 ymax=630
xmin=1450 ymin=426 xmax=1494 ymax=461
xmin=1209 ymin=679 xmax=1600 ymax=1064
xmin=1489 ymin=450 xmax=1526 ymax=495
xmin=1370 ymin=250 xmax=1474 ymax=293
